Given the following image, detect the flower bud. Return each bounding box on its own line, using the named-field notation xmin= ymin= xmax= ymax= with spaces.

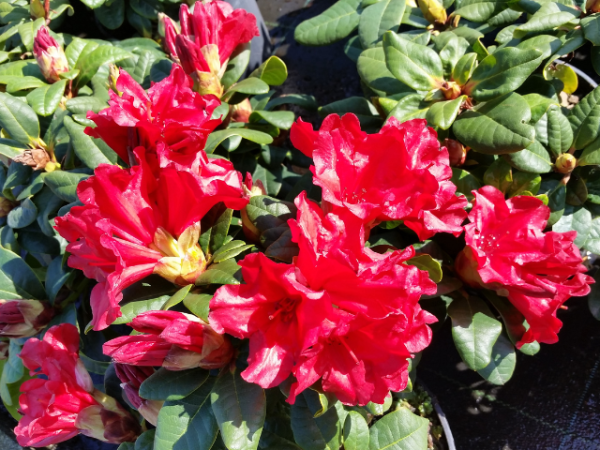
xmin=159 ymin=13 xmax=179 ymax=60
xmin=108 ymin=64 xmax=121 ymax=96
xmin=444 ymin=138 xmax=467 ymax=166
xmin=231 ymin=98 xmax=253 ymax=123
xmin=30 ymin=0 xmax=45 ymax=19
xmin=555 ymin=153 xmax=577 ymax=174
xmin=419 ymin=0 xmax=447 ymax=24
xmin=0 ymin=299 xmax=54 ymax=338
xmin=241 ymin=175 xmax=266 ymax=243
xmin=33 ymin=27 xmax=69 ymax=83
xmin=115 ymin=364 xmax=162 ymax=426
xmin=0 ymin=197 xmax=15 ymax=218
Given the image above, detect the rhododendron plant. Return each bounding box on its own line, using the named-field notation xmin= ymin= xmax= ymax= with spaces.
xmin=163 ymin=0 xmax=259 ymax=96
xmin=210 ymin=192 xmax=437 ymax=405
xmin=455 ymin=186 xmax=594 ymax=347
xmin=85 ymin=64 xmax=221 ymax=165
xmin=291 ymin=114 xmax=468 ymax=240
xmin=15 ymin=324 xmax=139 ymax=447
xmin=55 ymin=147 xmax=247 ymax=330
xmin=33 ymin=27 xmax=69 ymax=83
xmin=104 ymin=310 xmax=233 ymax=370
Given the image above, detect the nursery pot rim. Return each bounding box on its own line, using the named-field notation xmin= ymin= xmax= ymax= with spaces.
xmin=418 ymin=381 xmax=457 ymax=450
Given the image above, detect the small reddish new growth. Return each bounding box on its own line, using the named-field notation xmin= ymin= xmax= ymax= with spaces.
xmin=455 ymin=186 xmax=593 ymax=347
xmin=104 ymin=310 xmax=234 ymax=370
xmin=33 ymin=27 xmax=69 ymax=83
xmin=15 ymin=324 xmax=140 ymax=448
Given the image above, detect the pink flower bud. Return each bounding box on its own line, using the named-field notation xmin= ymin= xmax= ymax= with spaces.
xmin=115 ymin=364 xmax=163 ymax=426
xmin=159 ymin=13 xmax=179 ymax=60
xmin=0 ymin=299 xmax=54 ymax=338
xmin=231 ymin=98 xmax=253 ymax=123
xmin=444 ymin=138 xmax=467 ymax=167
xmin=33 ymin=27 xmax=69 ymax=83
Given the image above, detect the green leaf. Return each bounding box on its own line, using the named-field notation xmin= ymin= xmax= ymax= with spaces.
xmin=130 ymin=0 xmax=163 ymax=19
xmin=46 ymin=256 xmax=70 ymax=304
xmin=201 ymin=207 xmax=233 ymax=256
xmin=196 ymin=259 xmax=240 ymax=286
xmin=211 ymin=240 xmax=253 ymax=264
xmin=135 ymin=429 xmax=155 ymax=450
xmin=319 ymin=97 xmax=382 ymax=128
xmin=250 ymin=110 xmax=295 ymax=130
xmin=0 ymin=245 xmax=46 ymax=299
xmin=161 ymin=284 xmax=193 ymax=311
xmin=95 ymin=0 xmax=125 ymax=30
xmin=0 ymin=341 xmax=29 ymax=420
xmin=451 ymin=167 xmax=481 ymax=200
xmin=80 ymin=0 xmax=105 ymax=9
xmin=508 ymin=172 xmax=541 ymax=197
xmin=368 ymin=407 xmax=429 ymax=450
xmin=406 ymin=254 xmax=442 ymax=282
xmin=155 ymin=377 xmax=218 ymax=450
xmin=483 ymin=158 xmax=513 ymax=193
xmin=476 ymin=334 xmax=516 ymax=385
xmin=266 ymin=94 xmax=318 ymax=111
xmin=211 ymin=369 xmax=266 ymax=450
xmin=517 ymin=34 xmax=563 ymax=61
xmin=447 ymin=295 xmax=503 ymax=371
xmin=294 ymin=0 xmax=362 ymax=46
xmin=434 ymin=32 xmax=470 ymax=76
xmin=183 ymin=292 xmax=212 ymax=322
xmin=357 ymin=47 xmax=411 ymax=95
xmin=64 ymin=116 xmax=118 ymax=168
xmin=365 ymin=393 xmax=393 ymax=416
xmin=546 ymin=104 xmax=573 ymax=156
xmin=112 ymin=295 xmax=171 ymax=325
xmin=383 ymin=31 xmax=443 ymax=91
xmin=0 ymin=92 xmax=39 ymax=145
xmin=224 ymin=78 xmax=270 ymax=100
xmin=553 ymin=206 xmax=600 ymax=253
xmin=66 ymin=96 xmax=108 ymax=115
xmin=343 ymin=411 xmax=370 ymax=450
xmin=0 ymin=138 xmax=26 ymax=159
xmin=250 ymin=56 xmax=288 ymax=86
xmin=515 ymin=2 xmax=580 ymax=38
xmin=291 ymin=391 xmax=344 ymax=450
xmin=34 ymin=186 xmax=65 ymax=237
xmin=452 ymin=93 xmax=535 ymax=154
xmin=454 ymin=0 xmax=511 ymax=22
xmin=0 ymin=61 xmax=43 ymax=84
xmin=140 ymin=368 xmax=209 ymax=401
xmin=222 ymin=43 xmax=252 ymax=90
xmin=359 ymin=0 xmax=406 ymax=48
xmin=503 ymin=140 xmax=552 ymax=173
xmin=467 ymin=48 xmax=543 ymax=101
xmin=44 ymin=170 xmax=89 ymax=203
xmin=569 ymin=85 xmax=600 ymax=150
xmin=7 ymin=198 xmax=37 ymax=229
xmin=245 ymin=195 xmax=297 ymax=236
xmin=205 ymin=129 xmax=273 ymax=154
xmin=26 ymin=80 xmax=67 ymax=117
xmin=388 ymin=93 xmax=430 ymax=122
xmin=75 ymin=45 xmax=132 ymax=88
xmin=6 ymin=77 xmax=48 ymax=94
xmin=426 ymin=96 xmax=466 ymax=130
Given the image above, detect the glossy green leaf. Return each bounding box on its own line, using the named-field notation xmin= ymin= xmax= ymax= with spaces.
xmin=112 ymin=295 xmax=171 ymax=325
xmin=451 ymin=167 xmax=481 ymax=200
xmin=291 ymin=391 xmax=344 ymax=450
xmin=383 ymin=31 xmax=443 ymax=91
xmin=294 ymin=0 xmax=362 ymax=46
xmin=0 ymin=341 xmax=29 ymax=420
xmin=222 ymin=43 xmax=252 ymax=89
xmin=448 ymin=295 xmax=503 ymax=371
xmin=453 ymin=93 xmax=535 ymax=154
xmin=0 ymin=92 xmax=39 ymax=145
xmin=0 ymin=138 xmax=26 ymax=159
xmin=245 ymin=195 xmax=297 ymax=236
xmin=75 ymin=45 xmax=132 ymax=88
xmin=211 ymin=369 xmax=266 ymax=450
xmin=546 ymin=104 xmax=573 ymax=156
xmin=388 ymin=93 xmax=430 ymax=122
xmin=0 ymin=245 xmax=46 ymax=299
xmin=140 ymin=368 xmax=209 ymax=401
xmin=434 ymin=32 xmax=470 ymax=76
xmin=368 ymin=407 xmax=429 ymax=450
xmin=196 ymin=259 xmax=240 ymax=286
xmin=161 ymin=284 xmax=193 ymax=311
xmin=26 ymin=80 xmax=67 ymax=117
xmin=426 ymin=96 xmax=466 ymax=130
xmin=134 ymin=429 xmax=155 ymax=450
xmin=205 ymin=129 xmax=273 ymax=154
xmin=569 ymin=85 xmax=600 ymax=150
xmin=183 ymin=292 xmax=212 ymax=322
xmin=406 ymin=254 xmax=442 ymax=282
xmin=343 ymin=411 xmax=370 ymax=450
xmin=483 ymin=158 xmax=513 ymax=193
xmin=44 ymin=170 xmax=89 ymax=203
xmin=95 ymin=0 xmax=125 ymax=30
xmin=266 ymin=94 xmax=318 ymax=111
xmin=250 ymin=56 xmax=288 ymax=86
xmin=64 ymin=116 xmax=118 ymax=168
xmin=7 ymin=198 xmax=37 ymax=229
xmin=476 ymin=334 xmax=516 ymax=384
xmin=210 ymin=240 xmax=253 ymax=264
xmin=200 ymin=208 xmax=233 ymax=256
xmin=503 ymin=140 xmax=552 ymax=173
xmin=357 ymin=47 xmax=411 ymax=95
xmin=553 ymin=206 xmax=600 ymax=253
xmin=80 ymin=0 xmax=105 ymax=9
xmin=319 ymin=97 xmax=381 ymax=128
xmin=515 ymin=2 xmax=579 ymax=38
xmin=467 ymin=48 xmax=543 ymax=101
xmin=155 ymin=377 xmax=218 ymax=450
xmin=6 ymin=77 xmax=47 ymax=94
xmin=0 ymin=61 xmax=43 ymax=84
xmin=454 ymin=0 xmax=511 ymax=22
xmin=66 ymin=96 xmax=108 ymax=115
xmin=359 ymin=0 xmax=406 ymax=48
xmin=46 ymin=256 xmax=70 ymax=304
xmin=250 ymin=110 xmax=295 ymax=130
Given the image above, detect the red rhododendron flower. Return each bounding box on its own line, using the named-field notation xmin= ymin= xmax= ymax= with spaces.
xmin=55 ymin=147 xmax=247 ymax=330
xmin=85 ymin=63 xmax=221 ymax=165
xmin=290 ymin=114 xmax=468 ymax=240
xmin=455 ymin=186 xmax=594 ymax=347
xmin=104 ymin=310 xmax=233 ymax=370
xmin=210 ymin=192 xmax=436 ymax=405
xmin=33 ymin=27 xmax=69 ymax=83
xmin=16 ymin=324 xmax=139 ymax=447
xmin=163 ymin=1 xmax=259 ymax=96
xmin=0 ymin=299 xmax=54 ymax=338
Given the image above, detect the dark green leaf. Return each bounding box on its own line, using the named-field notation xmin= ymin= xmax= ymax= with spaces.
xmin=368 ymin=407 xmax=429 ymax=450
xmin=161 ymin=284 xmax=193 ymax=311
xmin=294 ymin=0 xmax=362 ymax=46
xmin=359 ymin=0 xmax=406 ymax=48
xmin=476 ymin=334 xmax=516 ymax=384
xmin=64 ymin=116 xmax=118 ymax=168
xmin=0 ymin=92 xmax=39 ymax=145
xmin=291 ymin=391 xmax=343 ymax=450
xmin=357 ymin=47 xmax=412 ymax=95
xmin=343 ymin=411 xmax=370 ymax=450
xmin=95 ymin=0 xmax=125 ymax=30
xmin=44 ymin=170 xmax=89 ymax=203
xmin=205 ymin=129 xmax=274 ymax=154
xmin=140 ymin=368 xmax=209 ymax=401
xmin=569 ymin=85 xmax=600 ymax=150
xmin=112 ymin=295 xmax=171 ymax=325
xmin=406 ymin=254 xmax=442 ymax=283
xmin=503 ymin=140 xmax=552 ymax=173
xmin=196 ymin=259 xmax=240 ymax=286
xmin=7 ymin=198 xmax=37 ymax=229
xmin=0 ymin=245 xmax=46 ymax=299
xmin=250 ymin=110 xmax=295 ymax=130
xmin=26 ymin=80 xmax=67 ymax=117
xmin=183 ymin=292 xmax=212 ymax=322
xmin=75 ymin=45 xmax=132 ymax=88
xmin=250 ymin=56 xmax=288 ymax=86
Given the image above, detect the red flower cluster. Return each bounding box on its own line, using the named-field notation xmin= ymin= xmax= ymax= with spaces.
xmin=85 ymin=64 xmax=221 ymax=166
xmin=291 ymin=114 xmax=468 ymax=240
xmin=16 ymin=324 xmax=139 ymax=447
xmin=104 ymin=310 xmax=233 ymax=370
xmin=55 ymin=145 xmax=247 ymax=330
xmin=210 ymin=191 xmax=437 ymax=406
xmin=455 ymin=186 xmax=593 ymax=347
xmin=162 ymin=0 xmax=259 ymax=96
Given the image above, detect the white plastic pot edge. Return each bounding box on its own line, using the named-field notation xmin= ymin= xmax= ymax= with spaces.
xmin=418 ymin=381 xmax=457 ymax=450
